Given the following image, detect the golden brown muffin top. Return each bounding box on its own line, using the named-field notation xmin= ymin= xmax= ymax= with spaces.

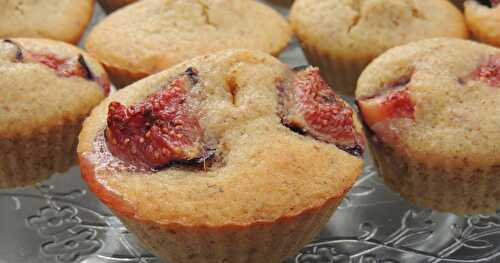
xmin=290 ymin=0 xmax=468 ymax=60
xmin=356 ymin=38 xmax=500 ymax=169
xmin=0 ymin=0 xmax=94 ymax=44
xmin=86 ymin=0 xmax=292 ymax=77
xmin=78 ymin=49 xmax=364 ymax=226
xmin=465 ymin=0 xmax=500 ymax=45
xmin=0 ymin=38 xmax=109 ymax=138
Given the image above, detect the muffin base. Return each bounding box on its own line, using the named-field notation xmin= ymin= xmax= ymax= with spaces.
xmin=300 ymin=42 xmax=372 ymax=97
xmin=0 ymin=120 xmax=83 ymax=188
xmin=369 ymin=136 xmax=500 ymax=215
xmin=80 ymin=153 xmax=348 ymax=263
xmin=116 ymin=197 xmax=341 ymax=263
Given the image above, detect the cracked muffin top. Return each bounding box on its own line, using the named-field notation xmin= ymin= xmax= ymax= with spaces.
xmin=78 ymin=49 xmax=364 ymax=226
xmin=0 ymin=0 xmax=93 ymax=44
xmin=86 ymin=0 xmax=292 ymax=87
xmin=356 ymin=38 xmax=500 ymax=169
xmin=465 ymin=0 xmax=500 ymax=47
xmin=0 ymin=38 xmax=110 ymax=138
xmin=290 ymin=0 xmax=468 ymax=60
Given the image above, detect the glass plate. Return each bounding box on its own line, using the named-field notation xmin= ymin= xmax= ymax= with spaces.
xmin=1 ymin=2 xmax=500 ymax=263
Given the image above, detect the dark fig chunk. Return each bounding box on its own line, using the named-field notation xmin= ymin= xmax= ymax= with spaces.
xmin=3 ymin=39 xmax=23 ymax=61
xmin=77 ymin=54 xmax=95 ymax=81
xmin=278 ymin=67 xmax=365 ymax=157
xmin=106 ymin=68 xmax=210 ymax=169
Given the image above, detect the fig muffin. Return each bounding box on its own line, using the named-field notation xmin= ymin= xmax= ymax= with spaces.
xmin=356 ymin=38 xmax=500 ymax=214
xmin=86 ymin=0 xmax=292 ymax=88
xmin=0 ymin=0 xmax=94 ymax=44
xmin=0 ymin=38 xmax=110 ymax=188
xmin=465 ymin=0 xmax=500 ymax=47
xmin=78 ymin=49 xmax=364 ymax=263
xmin=97 ymin=0 xmax=137 ymax=13
xmin=290 ymin=0 xmax=468 ymax=96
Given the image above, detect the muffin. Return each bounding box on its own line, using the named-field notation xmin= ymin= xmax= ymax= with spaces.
xmin=86 ymin=0 xmax=292 ymax=88
xmin=97 ymin=0 xmax=137 ymax=13
xmin=465 ymin=0 xmax=500 ymax=47
xmin=78 ymin=49 xmax=364 ymax=263
xmin=290 ymin=0 xmax=468 ymax=96
xmin=0 ymin=0 xmax=94 ymax=44
xmin=0 ymin=38 xmax=109 ymax=188
xmin=356 ymin=38 xmax=500 ymax=214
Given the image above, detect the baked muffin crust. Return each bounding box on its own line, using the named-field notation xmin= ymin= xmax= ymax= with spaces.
xmin=0 ymin=0 xmax=94 ymax=44
xmin=79 ymin=49 xmax=363 ymax=226
xmin=291 ymin=0 xmax=468 ymax=60
xmin=289 ymin=0 xmax=468 ymax=95
xmin=0 ymin=38 xmax=109 ymax=188
xmin=0 ymin=38 xmax=108 ymax=139
xmin=356 ymin=38 xmax=500 ymax=213
xmin=357 ymin=38 xmax=500 ymax=169
xmin=465 ymin=0 xmax=500 ymax=47
xmin=86 ymin=0 xmax=292 ymax=88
